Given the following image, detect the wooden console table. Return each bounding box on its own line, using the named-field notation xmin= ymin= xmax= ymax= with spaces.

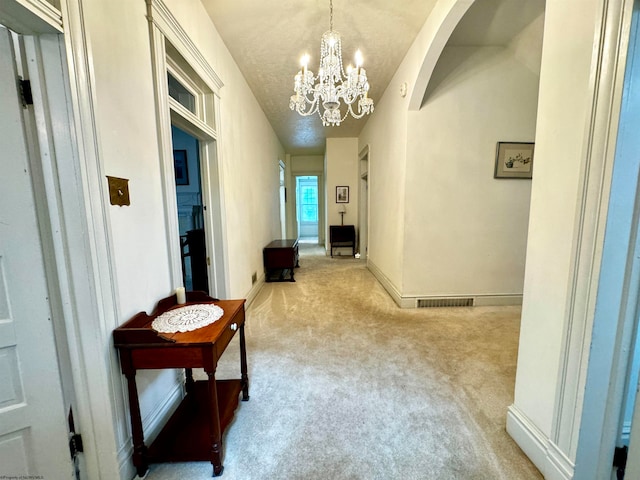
xmin=263 ymin=238 xmax=299 ymax=282
xmin=113 ymin=292 xmax=249 ymax=477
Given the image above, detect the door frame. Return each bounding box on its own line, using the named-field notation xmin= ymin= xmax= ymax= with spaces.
xmin=570 ymin=0 xmax=640 ymax=477
xmin=358 ymin=145 xmax=370 ymax=259
xmin=147 ymin=0 xmax=228 ymax=299
xmin=295 ymin=175 xmax=320 ymax=239
xmin=0 ymin=1 xmax=125 ymax=478
xmin=291 ymin=172 xmax=325 ymax=244
xmin=279 ymin=160 xmax=287 ymax=239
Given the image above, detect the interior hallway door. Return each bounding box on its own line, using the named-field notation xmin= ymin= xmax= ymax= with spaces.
xmin=0 ymin=27 xmax=72 ymax=477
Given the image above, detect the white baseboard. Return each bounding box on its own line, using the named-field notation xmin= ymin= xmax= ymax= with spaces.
xmin=118 ymin=381 xmax=184 ymax=479
xmin=547 ymin=441 xmax=575 ymax=480
xmin=366 ymin=260 xmax=407 ymax=307
xmin=474 ymin=294 xmax=523 ymax=306
xmin=245 ymin=273 xmax=264 ymax=308
xmin=507 ymin=404 xmax=575 ymax=480
xmin=367 ymin=260 xmax=523 ymax=309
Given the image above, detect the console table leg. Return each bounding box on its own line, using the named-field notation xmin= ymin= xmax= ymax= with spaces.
xmin=124 ymin=369 xmax=148 ymax=477
xmin=240 ymin=324 xmax=250 ymax=401
xmin=205 ymin=369 xmax=224 ymax=476
xmin=185 ymin=367 xmax=194 ymax=395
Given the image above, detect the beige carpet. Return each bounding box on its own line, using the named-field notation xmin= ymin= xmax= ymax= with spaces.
xmin=143 ymin=244 xmax=542 ymax=480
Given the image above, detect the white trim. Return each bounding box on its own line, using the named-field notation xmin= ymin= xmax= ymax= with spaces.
xmin=169 ymin=97 xmax=217 ymax=140
xmin=547 ymin=442 xmax=575 ymax=480
xmin=2 ymin=1 xmax=125 ymax=478
xmin=551 ymin=0 xmax=629 ymax=456
xmin=149 ymin=26 xmax=184 ymax=290
xmin=38 ymin=0 xmax=124 ymax=478
xmin=506 ymin=405 xmax=575 ymax=480
xmin=554 ymin=1 xmax=638 ymax=477
xmin=0 ymin=0 xmax=63 ymax=33
xmin=367 ymin=260 xmax=407 ymax=307
xmin=469 ymin=295 xmax=522 ymax=306
xmin=292 ymin=172 xmax=325 ymax=245
xmin=408 ymin=0 xmax=474 ymax=111
xmin=146 ymin=0 xmax=223 ymax=92
xmin=506 ymin=405 xmax=549 ymax=474
xmin=366 ymin=259 xmax=523 ymax=308
xmin=245 ymin=276 xmax=265 ymax=308
xmin=199 ymin=132 xmax=229 ymax=298
xmin=146 ymin=0 xmax=229 ymax=300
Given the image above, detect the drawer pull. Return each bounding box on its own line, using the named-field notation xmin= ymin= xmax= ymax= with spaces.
xmin=230 ymin=323 xmax=238 ymax=331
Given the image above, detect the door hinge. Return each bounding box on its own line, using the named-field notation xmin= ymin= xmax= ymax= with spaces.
xmin=69 ymin=433 xmax=84 ymax=458
xmin=614 ymin=446 xmax=628 ymax=480
xmin=18 ymin=77 xmax=33 ymax=107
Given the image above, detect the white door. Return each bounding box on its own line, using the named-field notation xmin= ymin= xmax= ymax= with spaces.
xmin=0 ymin=27 xmax=73 ymax=477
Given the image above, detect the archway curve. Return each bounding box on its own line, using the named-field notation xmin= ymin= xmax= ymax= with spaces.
xmin=408 ymin=0 xmax=475 ymax=111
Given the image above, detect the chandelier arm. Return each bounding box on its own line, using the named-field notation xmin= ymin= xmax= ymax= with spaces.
xmin=296 ymin=96 xmax=321 ymax=116
xmin=347 ymin=102 xmax=370 ymax=120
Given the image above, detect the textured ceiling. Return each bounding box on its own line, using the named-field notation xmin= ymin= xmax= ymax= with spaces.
xmin=201 ymin=0 xmax=439 ymax=154
xmin=201 ymin=0 xmax=545 ymax=155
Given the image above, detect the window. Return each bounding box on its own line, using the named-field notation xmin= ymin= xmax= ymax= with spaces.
xmin=167 ymin=72 xmax=196 ymax=114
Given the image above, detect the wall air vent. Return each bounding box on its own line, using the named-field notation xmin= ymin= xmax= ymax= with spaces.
xmin=416 ymin=297 xmax=474 ymax=308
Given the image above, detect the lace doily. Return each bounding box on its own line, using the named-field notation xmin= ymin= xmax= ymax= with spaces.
xmin=151 ymin=304 xmax=224 ymax=333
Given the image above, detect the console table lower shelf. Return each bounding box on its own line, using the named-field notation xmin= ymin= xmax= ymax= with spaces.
xmin=148 ymin=380 xmax=242 ymax=462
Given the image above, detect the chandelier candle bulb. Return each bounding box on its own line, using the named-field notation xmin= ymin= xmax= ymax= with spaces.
xmin=355 ymin=50 xmax=363 ymax=75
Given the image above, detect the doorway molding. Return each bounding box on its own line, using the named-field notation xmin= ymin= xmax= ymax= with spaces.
xmin=505 ymin=0 xmax=638 ymax=478
xmin=291 ymin=173 xmax=325 ymax=244
xmin=358 ymin=145 xmax=370 ymax=260
xmin=572 ymin=0 xmax=640 ymax=477
xmin=147 ymin=0 xmax=229 ymax=299
xmin=0 ymin=1 xmax=128 ymax=478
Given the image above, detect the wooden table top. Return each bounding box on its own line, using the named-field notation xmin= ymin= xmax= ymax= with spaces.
xmin=113 ymin=293 xmax=245 ymax=347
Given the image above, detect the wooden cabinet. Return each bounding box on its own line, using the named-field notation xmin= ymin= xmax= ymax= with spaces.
xmin=113 ymin=292 xmax=249 ymax=477
xmin=263 ymin=238 xmax=299 ymax=282
xmin=329 ymin=225 xmax=356 ymax=257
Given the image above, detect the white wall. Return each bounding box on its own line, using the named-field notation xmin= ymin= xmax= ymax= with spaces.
xmin=291 ymin=155 xmax=324 ymax=174
xmin=79 ymin=0 xmax=284 ymax=476
xmin=325 ymin=138 xmax=359 ymax=248
xmin=402 ymin=44 xmax=538 ymax=300
xmin=359 ymin=0 xmax=542 ymax=305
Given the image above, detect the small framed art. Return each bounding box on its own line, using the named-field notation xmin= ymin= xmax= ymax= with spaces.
xmin=173 ymin=150 xmax=189 ymax=185
xmin=494 ymin=142 xmax=534 ymax=179
xmin=336 ymin=186 xmax=349 ymax=203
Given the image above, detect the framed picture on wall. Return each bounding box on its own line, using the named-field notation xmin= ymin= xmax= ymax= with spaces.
xmin=336 ymin=186 xmax=349 ymax=203
xmin=173 ymin=150 xmax=189 ymax=185
xmin=494 ymin=142 xmax=534 ymax=179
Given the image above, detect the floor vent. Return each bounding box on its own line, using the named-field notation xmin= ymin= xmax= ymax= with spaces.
xmin=416 ymin=297 xmax=474 ymax=308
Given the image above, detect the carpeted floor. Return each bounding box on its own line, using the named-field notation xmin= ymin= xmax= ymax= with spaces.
xmin=142 ymin=244 xmax=542 ymax=479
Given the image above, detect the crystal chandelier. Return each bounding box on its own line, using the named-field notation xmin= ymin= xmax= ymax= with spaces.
xmin=289 ymin=0 xmax=374 ymax=126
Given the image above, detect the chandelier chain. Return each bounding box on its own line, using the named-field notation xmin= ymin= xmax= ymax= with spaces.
xmin=330 ymin=0 xmax=333 ymax=31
